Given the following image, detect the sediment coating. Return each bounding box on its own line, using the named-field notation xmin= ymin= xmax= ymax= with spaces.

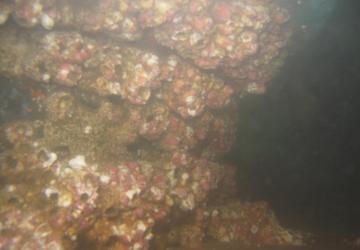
xmin=154 ymin=0 xmax=292 ymax=92
xmin=1 ymin=0 xmax=292 ymax=94
xmin=0 ymin=1 xmax=304 ymax=249
xmin=0 ymin=27 xmax=164 ymax=104
xmin=0 ymin=115 xmax=233 ymax=249
xmin=0 ymin=26 xmax=235 ymax=111
xmin=1 ymin=0 xmax=190 ymax=39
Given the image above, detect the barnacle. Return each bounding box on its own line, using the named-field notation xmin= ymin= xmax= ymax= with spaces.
xmin=0 ymin=0 xmax=305 ymax=249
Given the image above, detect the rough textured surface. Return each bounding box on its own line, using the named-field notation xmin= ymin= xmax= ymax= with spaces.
xmin=0 ymin=1 xmax=306 ymax=249
xmin=155 ymin=0 xmax=292 ymax=93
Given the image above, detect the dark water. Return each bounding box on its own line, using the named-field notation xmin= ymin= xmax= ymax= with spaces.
xmin=176 ymin=244 xmax=352 ymax=250
xmin=228 ymin=0 xmax=360 ymax=245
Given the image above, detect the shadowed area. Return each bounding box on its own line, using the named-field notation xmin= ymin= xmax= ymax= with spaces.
xmin=174 ymin=241 xmax=352 ymax=250
xmin=228 ymin=0 xmax=360 ymax=247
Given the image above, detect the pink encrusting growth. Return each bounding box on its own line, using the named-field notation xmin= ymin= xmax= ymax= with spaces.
xmin=0 ymin=0 xmax=305 ymax=249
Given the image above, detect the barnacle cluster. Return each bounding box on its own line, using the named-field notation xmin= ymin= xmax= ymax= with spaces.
xmin=0 ymin=0 xmax=305 ymax=249
xmin=206 ymin=201 xmax=305 ymax=245
xmin=153 ymin=200 xmax=306 ymax=249
xmin=154 ymin=0 xmax=292 ymax=93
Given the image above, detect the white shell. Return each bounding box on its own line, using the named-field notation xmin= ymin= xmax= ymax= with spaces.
xmin=112 ymin=224 xmax=127 ymax=236
xmin=100 ymin=175 xmax=110 ymax=184
xmin=156 ymin=0 xmax=173 ymax=13
xmin=32 ymin=2 xmax=43 ymax=13
xmin=145 ymin=54 xmax=159 ymax=66
xmin=58 ymin=193 xmax=72 ymax=207
xmin=190 ymin=33 xmax=202 ymax=46
xmin=181 ymin=172 xmax=189 ymax=181
xmin=180 ymin=193 xmax=195 ymax=210
xmin=41 ymin=14 xmax=55 ymax=30
xmin=168 ymin=57 xmax=178 ymax=68
xmin=44 ymin=187 xmax=58 ymax=198
xmin=5 ymin=185 xmax=16 ymax=192
xmin=43 ymin=152 xmax=58 ymax=168
xmin=136 ymin=221 xmax=147 ymax=232
xmin=187 ymin=108 xmax=197 ymax=117
xmin=68 ymin=155 xmax=87 ymax=170
xmin=0 ymin=12 xmax=9 ymax=25
xmin=84 ymin=125 xmax=92 ymax=134
xmin=150 ymin=186 xmax=162 ymax=200
xmin=185 ymin=95 xmax=196 ymax=104
xmin=145 ymin=233 xmax=153 ymax=240
xmin=250 ymin=224 xmax=259 ymax=234
xmin=42 ymin=73 xmax=50 ymax=82
xmin=133 ymin=243 xmax=142 ymax=250
xmin=108 ymin=81 xmax=121 ymax=95
xmin=125 ymin=188 xmax=141 ymax=200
